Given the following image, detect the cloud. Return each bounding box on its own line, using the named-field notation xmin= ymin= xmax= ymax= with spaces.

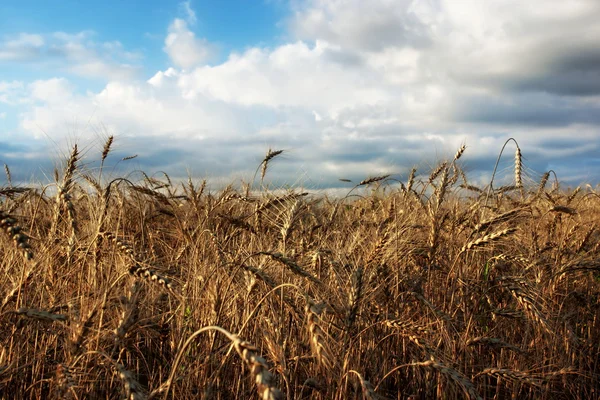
xmin=179 ymin=1 xmax=197 ymax=25
xmin=290 ymin=0 xmax=433 ymax=52
xmin=29 ymin=78 xmax=74 ymax=104
xmin=431 ymin=0 xmax=600 ymax=97
xmin=0 ymin=81 xmax=26 ymax=105
xmin=164 ymin=19 xmax=214 ymax=69
xmin=0 ymin=31 xmax=142 ymax=81
xmin=0 ymin=33 xmax=45 ymax=61
xmin=5 ymin=0 xmax=600 ymax=187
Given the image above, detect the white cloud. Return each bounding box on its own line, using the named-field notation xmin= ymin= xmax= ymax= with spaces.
xmin=51 ymin=32 xmax=142 ymax=81
xmin=6 ymin=33 xmax=45 ymax=48
xmin=180 ymin=1 xmax=197 ymax=25
xmin=29 ymin=78 xmax=74 ymax=103
xmin=164 ymin=19 xmax=213 ymax=69
xmin=70 ymin=61 xmax=139 ymax=81
xmin=0 ymin=81 xmax=26 ymax=105
xmin=0 ymin=112 xmax=6 ymax=119
xmin=8 ymin=0 xmax=600 ymax=185
xmin=177 ymin=41 xmax=394 ymax=113
xmin=290 ymin=0 xmax=432 ymax=51
xmin=0 ymin=33 xmax=45 ymax=61
xmin=0 ymin=30 xmax=142 ymax=81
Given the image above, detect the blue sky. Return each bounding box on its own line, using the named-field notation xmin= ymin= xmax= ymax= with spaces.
xmin=0 ymin=1 xmax=287 ymax=84
xmin=0 ymin=1 xmax=286 ymax=52
xmin=1 ymin=0 xmax=600 ymax=187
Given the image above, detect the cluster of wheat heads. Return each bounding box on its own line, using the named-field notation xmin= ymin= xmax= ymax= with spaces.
xmin=1 ymin=139 xmax=599 ymax=399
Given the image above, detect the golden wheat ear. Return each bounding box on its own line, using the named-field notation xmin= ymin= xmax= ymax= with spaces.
xmin=0 ymin=210 xmax=34 ymax=261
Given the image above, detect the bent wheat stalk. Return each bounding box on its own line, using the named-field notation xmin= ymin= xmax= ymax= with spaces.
xmin=161 ymin=326 xmax=283 ymax=400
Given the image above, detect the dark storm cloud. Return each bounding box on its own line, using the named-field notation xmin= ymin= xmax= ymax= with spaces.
xmin=509 ymin=49 xmax=600 ymax=97
xmin=0 ymin=141 xmax=54 ymax=183
xmin=535 ymin=137 xmax=600 ymax=153
xmin=449 ymin=41 xmax=600 ymax=98
xmin=0 ymin=140 xmax=29 ymax=153
xmin=455 ymin=94 xmax=600 ymax=127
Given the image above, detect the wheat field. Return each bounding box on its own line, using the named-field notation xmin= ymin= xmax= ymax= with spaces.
xmin=1 ymin=138 xmax=599 ymax=399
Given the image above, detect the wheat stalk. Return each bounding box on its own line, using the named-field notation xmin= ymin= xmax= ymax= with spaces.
xmin=377 ymin=358 xmax=482 ymax=400
xmin=348 ymin=370 xmax=378 ymax=399
xmin=162 ymin=326 xmax=283 ymax=399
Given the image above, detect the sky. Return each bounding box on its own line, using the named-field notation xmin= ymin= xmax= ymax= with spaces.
xmin=1 ymin=0 xmax=600 ymax=189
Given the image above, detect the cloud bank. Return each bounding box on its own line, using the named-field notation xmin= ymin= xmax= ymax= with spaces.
xmin=2 ymin=0 xmax=600 ymax=187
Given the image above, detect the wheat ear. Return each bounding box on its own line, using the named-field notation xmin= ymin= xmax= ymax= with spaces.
xmin=378 ymin=358 xmax=482 ymax=400
xmin=306 ymin=298 xmax=335 ymax=371
xmin=162 ymin=326 xmax=283 ymax=399
xmin=348 ymin=370 xmax=377 ymax=399
xmin=462 ymin=228 xmax=517 ymax=252
xmin=515 ymin=145 xmax=523 ymax=189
